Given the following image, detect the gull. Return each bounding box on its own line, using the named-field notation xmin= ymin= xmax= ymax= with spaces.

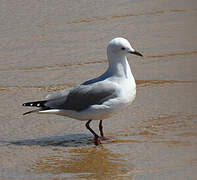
xmin=23 ymin=37 xmax=143 ymax=145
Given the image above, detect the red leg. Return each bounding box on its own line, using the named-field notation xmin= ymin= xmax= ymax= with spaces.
xmin=99 ymin=120 xmax=112 ymax=141
xmin=99 ymin=120 xmax=104 ymax=138
xmin=86 ymin=120 xmax=101 ymax=145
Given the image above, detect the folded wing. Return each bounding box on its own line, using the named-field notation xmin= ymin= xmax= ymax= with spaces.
xmin=23 ymin=81 xmax=118 ymax=114
xmin=45 ymin=82 xmax=118 ymax=112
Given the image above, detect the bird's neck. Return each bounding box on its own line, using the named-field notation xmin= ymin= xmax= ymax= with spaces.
xmin=106 ymin=55 xmax=133 ymax=80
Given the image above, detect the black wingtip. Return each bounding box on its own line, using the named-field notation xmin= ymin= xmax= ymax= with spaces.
xmin=22 ymin=102 xmax=33 ymax=107
xmin=22 ymin=100 xmax=47 ymax=107
xmin=22 ymin=102 xmax=31 ymax=106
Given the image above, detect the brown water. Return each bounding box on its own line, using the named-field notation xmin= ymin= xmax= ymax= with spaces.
xmin=0 ymin=0 xmax=197 ymax=179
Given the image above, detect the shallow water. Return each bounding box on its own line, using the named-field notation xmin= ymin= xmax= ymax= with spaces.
xmin=0 ymin=0 xmax=197 ymax=179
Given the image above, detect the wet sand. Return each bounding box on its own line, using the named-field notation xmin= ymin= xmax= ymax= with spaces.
xmin=0 ymin=0 xmax=197 ymax=179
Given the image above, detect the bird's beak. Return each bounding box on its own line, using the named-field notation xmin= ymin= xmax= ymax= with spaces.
xmin=128 ymin=50 xmax=143 ymax=57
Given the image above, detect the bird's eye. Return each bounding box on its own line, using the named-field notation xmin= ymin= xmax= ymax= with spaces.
xmin=121 ymin=47 xmax=125 ymax=50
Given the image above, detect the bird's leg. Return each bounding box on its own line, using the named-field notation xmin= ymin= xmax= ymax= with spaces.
xmin=99 ymin=120 xmax=112 ymax=141
xmin=99 ymin=120 xmax=104 ymax=139
xmin=86 ymin=120 xmax=101 ymax=145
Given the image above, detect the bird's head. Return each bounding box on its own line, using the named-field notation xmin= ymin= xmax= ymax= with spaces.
xmin=107 ymin=37 xmax=143 ymax=58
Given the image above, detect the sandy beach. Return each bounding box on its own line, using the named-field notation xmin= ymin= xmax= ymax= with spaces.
xmin=0 ymin=0 xmax=197 ymax=179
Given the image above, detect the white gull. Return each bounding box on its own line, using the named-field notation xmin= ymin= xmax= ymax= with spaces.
xmin=23 ymin=37 xmax=143 ymax=145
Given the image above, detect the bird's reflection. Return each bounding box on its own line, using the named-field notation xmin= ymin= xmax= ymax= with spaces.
xmin=31 ymin=146 xmax=135 ymax=179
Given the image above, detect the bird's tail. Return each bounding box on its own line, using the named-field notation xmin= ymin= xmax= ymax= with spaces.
xmin=22 ymin=100 xmax=48 ymax=115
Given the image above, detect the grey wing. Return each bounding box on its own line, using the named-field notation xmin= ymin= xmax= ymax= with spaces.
xmin=45 ymin=88 xmax=74 ymax=100
xmin=45 ymin=83 xmax=118 ymax=112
